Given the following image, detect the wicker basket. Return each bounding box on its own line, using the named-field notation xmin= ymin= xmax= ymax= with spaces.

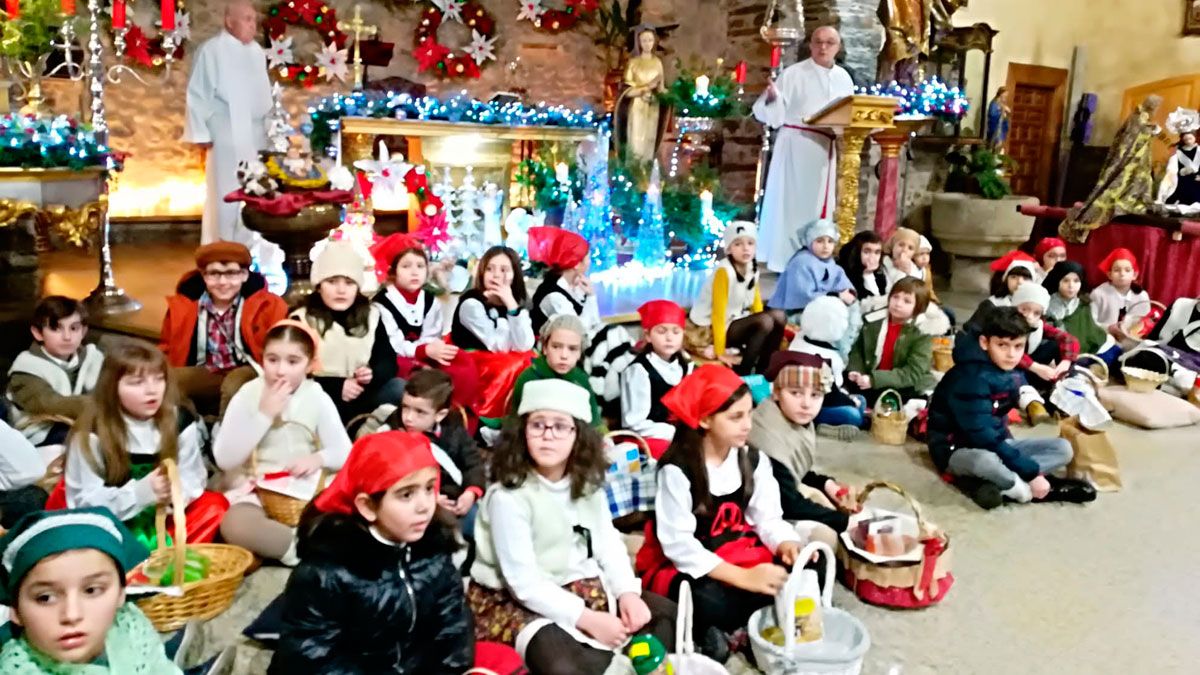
xmin=931 ymin=337 xmax=954 ymax=372
xmin=252 ymin=421 xmax=327 ymax=527
xmin=1122 ymin=300 xmax=1167 ymax=340
xmin=1121 ymin=348 xmax=1171 ymax=393
xmin=136 ymin=459 xmax=254 ymax=632
xmin=1073 ymin=353 xmax=1110 ymax=386
xmin=837 ymin=481 xmax=953 ymax=609
xmin=870 ymin=389 xmax=908 ymax=446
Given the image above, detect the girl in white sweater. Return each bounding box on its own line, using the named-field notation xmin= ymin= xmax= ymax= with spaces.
xmin=215 ymin=321 xmax=352 ymax=564
xmin=468 ymin=380 xmax=675 ymax=674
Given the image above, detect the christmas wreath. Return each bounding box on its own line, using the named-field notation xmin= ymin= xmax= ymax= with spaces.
xmin=263 ymin=0 xmax=349 ymax=87
xmin=414 ymin=1 xmax=498 ymax=80
xmin=515 ymin=0 xmax=598 ymax=34
xmin=118 ymin=2 xmax=191 ymax=69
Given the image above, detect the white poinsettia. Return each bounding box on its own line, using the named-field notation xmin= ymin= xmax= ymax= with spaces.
xmin=174 ymin=11 xmax=191 ymax=41
xmin=315 ymin=41 xmax=349 ymax=82
xmin=434 ymin=0 xmax=465 ymax=23
xmin=266 ymin=36 xmax=294 ymax=68
xmin=517 ymin=0 xmax=544 ymax=22
xmin=464 ymin=30 xmax=497 ymax=65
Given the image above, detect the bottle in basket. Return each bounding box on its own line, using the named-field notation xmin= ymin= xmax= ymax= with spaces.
xmin=628 ymin=634 xmax=672 ymax=675
xmin=761 ymin=567 xmax=824 ymax=645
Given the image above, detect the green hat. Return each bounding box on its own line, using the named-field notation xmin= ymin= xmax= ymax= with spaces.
xmin=628 ymin=634 xmax=669 ymax=675
xmin=0 ymin=508 xmax=149 ymax=605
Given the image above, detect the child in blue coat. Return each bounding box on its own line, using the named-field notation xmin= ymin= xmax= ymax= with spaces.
xmin=768 ymin=219 xmax=854 ymax=320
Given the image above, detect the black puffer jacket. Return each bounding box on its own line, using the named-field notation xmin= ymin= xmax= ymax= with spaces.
xmin=268 ymin=514 xmax=473 ymax=674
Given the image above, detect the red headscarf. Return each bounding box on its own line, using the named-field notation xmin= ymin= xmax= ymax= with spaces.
xmin=637 ymin=299 xmax=687 ymax=331
xmin=1034 ymin=237 xmax=1066 ymax=261
xmin=368 ymin=233 xmax=426 ymax=282
xmin=1098 ymin=247 xmax=1140 ymax=277
xmin=661 ymin=365 xmax=747 ymax=429
xmin=313 ymin=431 xmax=438 ymax=515
xmin=988 ymin=250 xmax=1038 ymax=273
xmin=527 ymin=227 xmax=589 ymax=270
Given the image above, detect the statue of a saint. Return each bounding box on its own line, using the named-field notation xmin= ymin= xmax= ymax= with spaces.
xmin=621 ymin=26 xmax=666 ymax=163
xmin=985 ymin=86 xmax=1011 ymax=151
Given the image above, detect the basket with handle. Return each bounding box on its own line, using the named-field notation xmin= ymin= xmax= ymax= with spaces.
xmin=870 ymin=389 xmax=908 ymax=446
xmin=252 ymin=420 xmax=328 ymax=527
xmin=1120 ymin=346 xmax=1171 ymax=393
xmin=931 ymin=336 xmax=954 ymax=372
xmin=1123 ymin=300 xmax=1167 ymax=340
xmin=603 ymin=430 xmax=657 ymax=525
xmin=1073 ymin=353 xmax=1110 ymax=387
xmin=660 ymin=581 xmax=730 ymax=674
xmin=836 ymin=481 xmax=953 ymax=609
xmin=748 ymin=541 xmax=871 ymax=675
xmin=136 ymin=459 xmax=254 ymax=632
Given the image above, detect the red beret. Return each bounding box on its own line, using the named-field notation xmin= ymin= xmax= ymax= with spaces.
xmin=988 ymin=250 xmax=1037 ymax=274
xmin=638 ymin=300 xmax=687 ymax=331
xmin=195 ymin=241 xmax=251 ymax=269
xmin=527 ymin=227 xmax=589 ymax=270
xmin=1034 ymin=237 xmax=1066 ymax=261
xmin=369 ymin=233 xmax=426 ymax=282
xmin=1098 ymin=247 xmax=1139 ymax=276
xmin=662 ymin=365 xmax=748 ymax=429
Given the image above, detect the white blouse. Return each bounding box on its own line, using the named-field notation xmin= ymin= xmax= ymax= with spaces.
xmin=375 ymin=286 xmax=445 ymax=358
xmin=457 ymin=297 xmax=535 ymax=352
xmin=538 ymin=277 xmax=603 ymax=333
xmin=620 ymin=353 xmax=689 ymax=440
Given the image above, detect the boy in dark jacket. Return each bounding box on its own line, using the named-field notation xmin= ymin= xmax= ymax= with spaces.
xmin=929 ymin=307 xmax=1096 ymax=509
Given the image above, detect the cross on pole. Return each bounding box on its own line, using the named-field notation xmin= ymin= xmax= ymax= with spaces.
xmin=341 ymin=5 xmax=377 ymax=91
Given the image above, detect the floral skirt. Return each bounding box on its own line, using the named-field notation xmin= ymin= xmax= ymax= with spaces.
xmin=467 ymin=577 xmax=608 ymax=647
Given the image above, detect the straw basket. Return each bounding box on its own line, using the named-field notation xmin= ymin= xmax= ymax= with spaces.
xmin=137 ymin=459 xmax=254 ymax=632
xmin=870 ymin=389 xmax=908 ymax=446
xmin=1122 ymin=300 xmax=1167 ymax=340
xmin=1121 ymin=347 xmax=1171 ymax=393
xmin=931 ymin=337 xmax=954 ymax=372
xmin=837 ymin=482 xmax=953 ymax=609
xmin=252 ymin=421 xmax=327 ymax=527
xmin=1074 ymin=353 xmax=1110 ymax=386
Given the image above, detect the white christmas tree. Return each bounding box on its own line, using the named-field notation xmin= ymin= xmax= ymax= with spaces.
xmin=481 ymin=181 xmax=505 ymax=247
xmin=456 ymin=167 xmax=483 ymax=257
xmin=433 ymin=167 xmax=459 ymax=228
xmin=578 ymin=134 xmax=616 ymax=271
xmin=634 ymin=161 xmax=666 ymax=267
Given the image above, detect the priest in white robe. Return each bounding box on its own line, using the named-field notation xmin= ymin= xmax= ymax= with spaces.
xmin=183 ymin=1 xmax=272 ymax=245
xmin=753 ymin=26 xmax=855 ymax=272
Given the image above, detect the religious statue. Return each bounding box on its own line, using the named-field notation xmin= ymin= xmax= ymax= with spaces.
xmin=1060 ymin=95 xmax=1164 ymax=243
xmin=620 ymin=25 xmax=666 ymax=163
xmin=1158 ymin=107 xmax=1200 ymax=211
xmin=985 ymin=86 xmax=1011 ymax=151
xmin=878 ymin=0 xmax=930 ymax=83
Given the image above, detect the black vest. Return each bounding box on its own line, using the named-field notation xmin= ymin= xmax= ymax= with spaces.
xmin=627 ymin=352 xmax=693 ymax=427
xmin=662 ymin=447 xmax=760 ymax=552
xmin=1168 ymin=304 xmax=1200 ymax=353
xmin=450 ymin=289 xmax=496 ymax=351
xmin=531 ymin=271 xmax=584 ymax=335
xmin=374 ymin=289 xmax=438 ymax=342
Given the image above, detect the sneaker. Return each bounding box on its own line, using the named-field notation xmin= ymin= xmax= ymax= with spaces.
xmin=699 ymin=626 xmax=730 ymax=663
xmin=817 ymin=424 xmax=860 ymax=441
xmin=1038 ymin=475 xmax=1097 ymax=504
xmin=1026 ymin=401 xmax=1051 ymax=426
xmin=955 ymin=476 xmax=1003 ymax=510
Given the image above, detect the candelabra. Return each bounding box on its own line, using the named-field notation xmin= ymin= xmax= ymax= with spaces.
xmin=754 ymin=0 xmax=803 ymax=220
xmin=47 ymin=16 xmax=84 ymax=80
xmin=107 ymin=22 xmax=179 ymax=84
xmin=83 ymin=0 xmax=140 ymax=316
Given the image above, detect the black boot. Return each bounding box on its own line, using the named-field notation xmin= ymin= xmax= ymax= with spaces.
xmin=955 ymin=476 xmax=1003 ymax=510
xmin=1037 ymin=476 xmax=1097 ymax=504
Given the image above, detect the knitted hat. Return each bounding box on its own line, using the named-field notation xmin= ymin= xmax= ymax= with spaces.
xmin=528 ymin=227 xmax=590 ymax=270
xmin=637 ymin=299 xmax=686 ymax=331
xmin=884 ymin=227 xmax=920 ymax=255
xmin=800 ymin=219 xmax=838 ymax=249
xmin=195 ymin=240 xmax=251 ymax=269
xmin=989 ymin=250 xmax=1038 ymax=276
xmin=517 ymin=379 xmax=593 ymax=423
xmin=0 ymin=508 xmax=148 ymax=604
xmin=1098 ymin=247 xmax=1139 ymax=276
xmin=269 ymin=318 xmax=324 ymax=373
xmin=1034 ymin=237 xmax=1067 ymax=261
xmin=722 ymin=220 xmax=758 ymax=249
xmin=540 ymin=313 xmax=589 ymax=349
xmin=918 ymin=235 xmax=933 ymax=253
xmin=765 ymin=351 xmax=833 ymax=393
xmin=799 ymin=296 xmax=850 ymax=344
xmin=1042 ymin=260 xmax=1088 ymax=294
xmin=1011 ymin=282 xmax=1050 ymax=310
xmin=662 ymin=364 xmax=747 ymax=429
xmin=311 ymin=240 xmax=365 ymax=288
xmin=369 ymin=233 xmax=425 ymax=281
xmin=313 ymin=431 xmax=438 ymax=515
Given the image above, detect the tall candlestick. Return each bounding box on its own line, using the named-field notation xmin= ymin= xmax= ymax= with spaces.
xmin=733 ymin=60 xmax=747 ymax=84
xmin=5 ymin=0 xmax=18 ymax=20
xmin=160 ymin=0 xmax=174 ymax=31
xmin=770 ymin=45 xmax=782 ymax=69
xmin=112 ymin=0 xmax=124 ymax=28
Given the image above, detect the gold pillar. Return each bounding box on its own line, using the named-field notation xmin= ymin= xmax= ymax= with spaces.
xmin=833 ymin=129 xmax=870 ymax=245
xmin=342 ymin=132 xmax=375 ymax=165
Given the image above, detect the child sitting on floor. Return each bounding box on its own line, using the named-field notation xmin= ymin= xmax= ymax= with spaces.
xmin=214 ymin=321 xmax=352 ymax=565
xmin=379 ymin=369 xmax=486 ymax=539
xmin=790 ymin=296 xmax=866 ymax=436
xmin=470 ymin=380 xmax=676 ymax=674
xmin=622 ymin=300 xmax=695 ymax=459
xmin=60 ymin=340 xmax=227 ymax=547
xmin=1011 ymin=283 xmax=1079 ymax=425
xmin=635 ymin=365 xmax=804 ymax=651
xmin=928 ymin=306 xmax=1096 ymax=510
xmin=6 ymin=296 xmax=104 ymax=448
xmin=269 ymin=432 xmax=473 ymax=673
xmin=0 ymin=508 xmax=180 ymax=672
xmin=750 ymin=352 xmax=855 ymax=550
xmin=881 ymin=227 xmax=921 ymax=285
xmin=846 ymin=277 xmax=944 ymax=406
xmin=687 ymin=221 xmax=786 ymax=376
xmin=769 ymin=218 xmax=855 ymax=320
xmin=510 ymin=314 xmax=603 ymax=428
xmin=965 ymin=250 xmax=1039 ymax=331
xmin=1091 ymin=248 xmax=1152 ymax=343
xmin=1143 ymin=294 xmax=1200 ymax=395
xmin=1033 ymin=237 xmax=1068 ymax=283
xmin=293 ymin=241 xmax=404 ymax=421
xmin=839 ymin=231 xmax=889 ymax=315
xmin=0 ymin=419 xmax=52 ymax=528
xmin=1044 ymin=260 xmax=1116 ymax=357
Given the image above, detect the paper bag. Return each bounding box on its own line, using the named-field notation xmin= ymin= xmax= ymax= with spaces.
xmin=1059 ymin=416 xmax=1121 ymax=491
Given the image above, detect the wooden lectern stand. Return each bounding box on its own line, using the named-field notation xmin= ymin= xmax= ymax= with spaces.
xmin=805 ymin=95 xmax=899 ymax=244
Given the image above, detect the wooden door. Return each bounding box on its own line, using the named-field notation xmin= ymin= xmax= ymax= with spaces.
xmin=1005 ymin=64 xmax=1069 ymax=203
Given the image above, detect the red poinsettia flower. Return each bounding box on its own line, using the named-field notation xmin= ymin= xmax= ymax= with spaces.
xmin=414 ymin=209 xmax=451 ymax=254
xmin=124 ymin=25 xmax=155 ymax=68
xmin=295 ymin=0 xmax=321 ymax=23
xmin=569 ymin=0 xmax=600 ymax=13
xmin=413 ymin=39 xmax=450 ymax=72
xmin=464 ymin=3 xmax=494 ymax=35
xmin=446 ymin=54 xmax=480 ymax=79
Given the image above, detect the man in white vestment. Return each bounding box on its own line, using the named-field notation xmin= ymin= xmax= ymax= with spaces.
xmin=183 ymin=1 xmax=273 ymax=245
xmin=752 ymin=26 xmax=855 ymax=272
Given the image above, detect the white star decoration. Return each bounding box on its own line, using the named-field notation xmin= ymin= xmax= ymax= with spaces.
xmin=517 ymin=0 xmax=544 ymax=22
xmin=464 ymin=30 xmax=497 ymax=65
xmin=434 ymin=0 xmax=465 ymax=23
xmin=354 ymin=142 xmax=412 ymax=195
xmin=315 ymin=41 xmax=349 ymax=82
xmin=173 ymin=11 xmax=191 ymax=41
xmin=266 ymin=36 xmax=294 ymax=68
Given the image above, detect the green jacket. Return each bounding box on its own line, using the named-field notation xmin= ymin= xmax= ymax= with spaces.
xmin=846 ymin=317 xmax=936 ymax=393
xmin=1056 ymin=300 xmax=1109 ymax=355
xmin=509 ymin=356 xmax=605 ymax=429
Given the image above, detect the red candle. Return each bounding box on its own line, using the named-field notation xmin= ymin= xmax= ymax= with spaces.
xmin=160 ymin=0 xmax=174 ymax=31
xmin=5 ymin=0 xmax=18 ymax=20
xmin=770 ymin=46 xmax=782 ymax=69
xmin=733 ymin=60 xmax=747 ymax=84
xmin=112 ymin=0 xmax=125 ymax=28
xmin=61 ymin=0 xmax=74 ymax=15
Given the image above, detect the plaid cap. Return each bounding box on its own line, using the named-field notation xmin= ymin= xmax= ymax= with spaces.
xmin=766 ymin=351 xmax=833 ymax=393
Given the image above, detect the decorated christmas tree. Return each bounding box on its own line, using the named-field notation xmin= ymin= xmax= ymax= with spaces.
xmin=577 ymin=134 xmax=616 ymax=271
xmin=433 ymin=167 xmax=459 ymax=228
xmin=456 ymin=166 xmax=482 ymax=257
xmin=634 ymin=161 xmax=666 ymax=267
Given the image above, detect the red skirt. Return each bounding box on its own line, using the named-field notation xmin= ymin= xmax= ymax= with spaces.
xmin=468 ymin=350 xmax=536 ymax=419
xmin=635 ymin=519 xmax=774 ymax=597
